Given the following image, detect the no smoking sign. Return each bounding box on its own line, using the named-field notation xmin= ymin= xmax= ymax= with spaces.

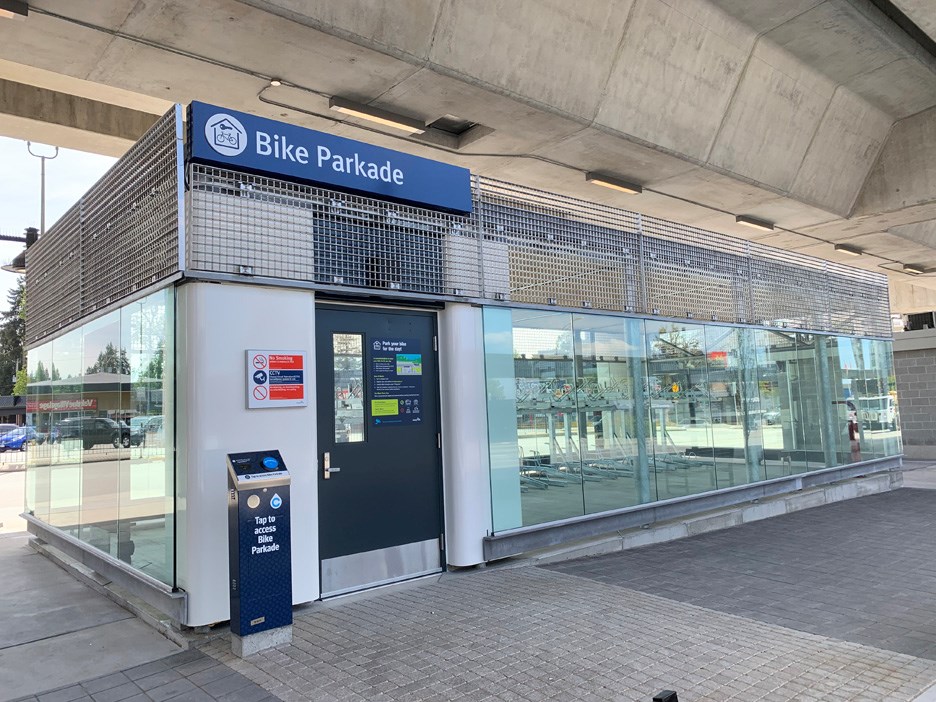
xmin=246 ymin=349 xmax=308 ymax=409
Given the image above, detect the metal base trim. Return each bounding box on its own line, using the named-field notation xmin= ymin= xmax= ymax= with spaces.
xmin=483 ymin=456 xmax=902 ymax=562
xmin=321 ymin=538 xmax=441 ymax=598
xmin=24 ymin=514 xmax=186 ymax=623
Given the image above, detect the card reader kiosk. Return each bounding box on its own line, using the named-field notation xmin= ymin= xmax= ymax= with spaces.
xmin=227 ymin=450 xmax=292 ymax=654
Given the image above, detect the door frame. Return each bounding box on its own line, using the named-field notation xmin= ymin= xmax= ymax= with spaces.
xmin=314 ymin=300 xmax=447 ymax=596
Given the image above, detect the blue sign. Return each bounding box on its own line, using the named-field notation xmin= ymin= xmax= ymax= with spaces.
xmin=269 ymin=369 xmax=303 ymax=385
xmin=371 ymin=338 xmax=423 ymax=426
xmin=188 ymin=101 xmax=473 ymax=214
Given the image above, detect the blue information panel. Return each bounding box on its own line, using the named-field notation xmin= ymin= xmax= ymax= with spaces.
xmin=227 ymin=451 xmax=292 ymax=638
xmin=370 ymin=338 xmax=423 ymax=426
xmin=188 ymin=101 xmax=472 ymax=214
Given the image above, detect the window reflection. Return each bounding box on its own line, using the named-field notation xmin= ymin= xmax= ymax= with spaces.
xmin=24 ymin=289 xmax=175 ymax=585
xmin=333 ymin=333 xmax=364 ymax=443
xmin=483 ymin=306 xmax=901 ymax=532
xmin=645 ymin=321 xmax=716 ymax=500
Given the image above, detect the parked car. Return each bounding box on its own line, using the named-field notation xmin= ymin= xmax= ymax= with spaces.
xmin=0 ymin=423 xmax=19 ymax=436
xmin=857 ymin=395 xmax=898 ymax=431
xmin=763 ymin=410 xmax=781 ymax=425
xmin=0 ymin=426 xmax=41 ymax=452
xmin=52 ymin=417 xmax=141 ymax=449
xmin=121 ymin=420 xmax=144 ymax=446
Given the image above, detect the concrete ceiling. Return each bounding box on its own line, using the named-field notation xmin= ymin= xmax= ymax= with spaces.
xmin=2 ymin=0 xmax=936 ymax=312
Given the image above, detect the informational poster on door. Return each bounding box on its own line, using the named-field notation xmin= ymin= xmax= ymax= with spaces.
xmin=246 ymin=349 xmax=308 ymax=409
xmin=370 ymin=338 xmax=423 ymax=426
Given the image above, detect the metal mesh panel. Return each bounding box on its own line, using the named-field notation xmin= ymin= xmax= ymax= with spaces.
xmin=188 ymin=165 xmax=479 ymax=296
xmin=25 ymin=203 xmax=82 ymax=338
xmin=186 ymin=170 xmax=892 ymax=338
xmin=28 ymin=109 xmax=890 ymax=341
xmin=26 ymin=108 xmax=182 ymax=343
xmin=476 ymin=182 xmax=640 ymax=311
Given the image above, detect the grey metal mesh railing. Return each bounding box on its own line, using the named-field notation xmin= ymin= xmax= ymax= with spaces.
xmin=187 ymin=167 xmax=891 ymax=338
xmin=26 ymin=107 xmax=892 ymax=345
xmin=25 ymin=107 xmax=182 ymax=344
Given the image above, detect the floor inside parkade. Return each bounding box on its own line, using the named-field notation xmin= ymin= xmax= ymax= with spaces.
xmin=9 ymin=463 xmax=936 ymax=702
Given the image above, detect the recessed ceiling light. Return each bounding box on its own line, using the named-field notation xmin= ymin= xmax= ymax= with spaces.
xmin=585 ymin=172 xmax=642 ymax=195
xmin=834 ymin=243 xmax=862 ymax=257
xmin=736 ymin=215 xmax=774 ymax=232
xmin=269 ymin=78 xmax=283 ymax=87
xmin=903 ymin=263 xmax=926 ymax=275
xmin=329 ymin=96 xmax=425 ymax=134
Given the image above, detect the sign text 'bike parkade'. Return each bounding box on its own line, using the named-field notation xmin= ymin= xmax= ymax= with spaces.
xmin=188 ymin=101 xmax=472 ymax=214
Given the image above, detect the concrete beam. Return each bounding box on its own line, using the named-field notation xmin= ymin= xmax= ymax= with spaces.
xmin=0 ymin=79 xmax=159 ymax=155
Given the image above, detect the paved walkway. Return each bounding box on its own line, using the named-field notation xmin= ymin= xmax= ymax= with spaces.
xmin=10 ymin=463 xmax=936 ymax=701
xmin=0 ymin=534 xmax=180 ymax=701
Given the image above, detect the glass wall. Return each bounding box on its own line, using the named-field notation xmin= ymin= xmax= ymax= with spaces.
xmin=25 ymin=288 xmax=174 ymax=585
xmin=483 ymin=307 xmax=901 ymax=531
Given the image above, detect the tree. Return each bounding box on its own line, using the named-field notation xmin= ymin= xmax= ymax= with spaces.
xmin=142 ymin=342 xmax=164 ymax=380
xmin=85 ymin=342 xmax=131 ymax=375
xmin=0 ymin=278 xmax=25 ymax=396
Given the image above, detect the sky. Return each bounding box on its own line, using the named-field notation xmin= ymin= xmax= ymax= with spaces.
xmin=0 ymin=136 xmax=117 ymax=312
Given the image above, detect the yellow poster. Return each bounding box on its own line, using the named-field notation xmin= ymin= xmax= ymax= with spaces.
xmin=371 ymin=399 xmax=399 ymax=416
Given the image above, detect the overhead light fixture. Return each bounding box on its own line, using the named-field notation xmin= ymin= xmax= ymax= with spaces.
xmin=834 ymin=243 xmax=862 ymax=257
xmin=1 ymin=226 xmax=37 ymax=274
xmin=903 ymin=263 xmax=927 ymax=275
xmin=0 ymin=0 xmax=27 ymax=19
xmin=329 ymin=96 xmax=425 ymax=134
xmin=269 ymin=78 xmax=282 ymax=87
xmin=736 ymin=215 xmax=774 ymax=232
xmin=585 ymin=172 xmax=642 ymax=195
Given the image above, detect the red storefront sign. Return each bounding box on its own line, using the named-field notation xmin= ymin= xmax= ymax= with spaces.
xmin=26 ymin=398 xmax=98 ymax=413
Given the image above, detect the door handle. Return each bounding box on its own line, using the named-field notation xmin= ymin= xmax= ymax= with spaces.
xmin=323 ymin=451 xmax=341 ymax=479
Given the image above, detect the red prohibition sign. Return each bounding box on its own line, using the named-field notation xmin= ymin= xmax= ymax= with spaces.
xmin=252 ymin=354 xmax=267 ymax=370
xmin=253 ymin=386 xmax=268 ymax=400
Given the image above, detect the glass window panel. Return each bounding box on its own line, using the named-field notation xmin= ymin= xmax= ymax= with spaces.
xmin=120 ymin=290 xmax=174 ymax=585
xmin=572 ymin=314 xmax=654 ymax=514
xmin=793 ymin=334 xmax=828 ymax=470
xmin=827 ymin=336 xmax=873 ymax=465
xmin=333 ymin=333 xmax=364 ymax=443
xmin=757 ymin=329 xmax=809 ymax=478
xmin=26 ymin=342 xmax=53 ymax=521
xmin=704 ymin=326 xmax=765 ymax=488
xmin=821 ymin=336 xmax=854 ymax=468
xmin=847 ymin=336 xmax=899 ymax=462
xmin=48 ymin=328 xmax=83 ymax=535
xmin=511 ymin=310 xmax=584 ymax=525
xmin=78 ymin=310 xmax=122 ymax=558
xmin=483 ymin=308 xmax=523 ymax=531
xmin=645 ymin=321 xmax=716 ymax=500
xmin=484 ymin=308 xmax=585 ymax=529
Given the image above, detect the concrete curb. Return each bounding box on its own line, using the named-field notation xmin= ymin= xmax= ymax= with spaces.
xmin=499 ymin=470 xmax=903 ymax=568
xmin=28 ymin=538 xmax=191 ymax=650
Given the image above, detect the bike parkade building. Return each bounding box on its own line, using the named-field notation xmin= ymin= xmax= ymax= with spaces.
xmin=22 ymin=104 xmax=901 ymax=627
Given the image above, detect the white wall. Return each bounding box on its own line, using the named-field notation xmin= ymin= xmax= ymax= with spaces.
xmin=439 ymin=304 xmax=492 ymax=566
xmin=176 ymin=281 xmax=318 ymax=626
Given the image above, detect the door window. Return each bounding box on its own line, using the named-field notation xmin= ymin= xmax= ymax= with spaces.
xmin=333 ymin=333 xmax=364 ymax=443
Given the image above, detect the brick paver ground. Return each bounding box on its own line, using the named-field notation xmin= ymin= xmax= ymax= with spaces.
xmin=547 ymin=489 xmax=936 ymax=661
xmin=17 ymin=478 xmax=936 ymax=701
xmin=11 ymin=651 xmax=275 ymax=702
xmin=201 ymin=565 xmax=936 ymax=701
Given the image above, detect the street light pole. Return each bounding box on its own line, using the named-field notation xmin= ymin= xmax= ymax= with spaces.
xmin=26 ymin=142 xmax=59 ymax=237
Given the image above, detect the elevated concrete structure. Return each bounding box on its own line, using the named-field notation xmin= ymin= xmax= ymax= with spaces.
xmin=2 ymin=1 xmax=936 ymax=310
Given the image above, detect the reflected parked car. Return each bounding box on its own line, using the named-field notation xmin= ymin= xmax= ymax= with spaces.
xmin=763 ymin=410 xmax=781 ymax=425
xmin=51 ymin=417 xmax=141 ymax=449
xmin=0 ymin=426 xmax=41 ymax=452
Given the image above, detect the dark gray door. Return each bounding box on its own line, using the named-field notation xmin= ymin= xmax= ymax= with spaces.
xmin=315 ymin=305 xmax=443 ymax=596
